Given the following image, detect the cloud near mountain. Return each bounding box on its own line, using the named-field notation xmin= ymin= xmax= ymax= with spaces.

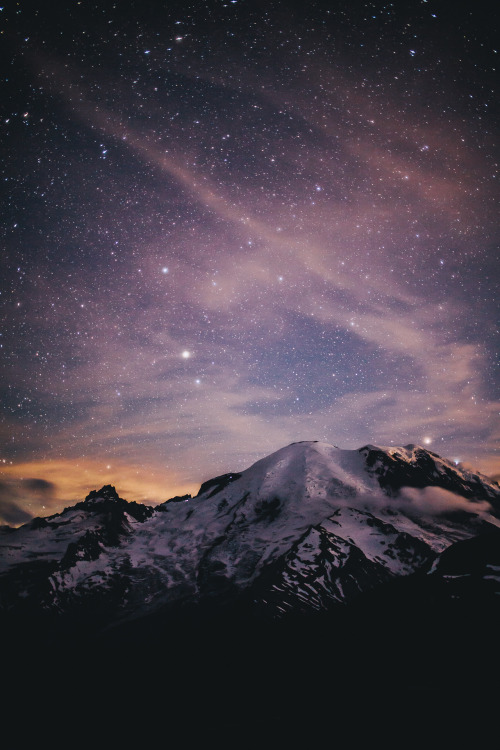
xmin=397 ymin=485 xmax=495 ymax=518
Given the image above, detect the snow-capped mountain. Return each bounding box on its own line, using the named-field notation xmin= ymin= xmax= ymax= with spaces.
xmin=3 ymin=440 xmax=500 ymax=741
xmin=1 ymin=441 xmax=499 ymax=639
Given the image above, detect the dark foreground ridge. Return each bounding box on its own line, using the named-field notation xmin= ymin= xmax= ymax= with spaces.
xmin=5 ymin=574 xmax=500 ymax=744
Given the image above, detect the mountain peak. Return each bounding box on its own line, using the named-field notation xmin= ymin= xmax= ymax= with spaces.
xmin=84 ymin=485 xmax=121 ymax=504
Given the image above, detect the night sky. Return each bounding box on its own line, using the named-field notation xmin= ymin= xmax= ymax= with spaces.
xmin=1 ymin=0 xmax=498 ymax=524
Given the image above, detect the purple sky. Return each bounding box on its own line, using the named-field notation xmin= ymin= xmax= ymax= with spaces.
xmin=1 ymin=0 xmax=498 ymax=522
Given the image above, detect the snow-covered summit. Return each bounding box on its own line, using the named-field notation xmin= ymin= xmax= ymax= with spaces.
xmin=192 ymin=439 xmax=499 ymax=511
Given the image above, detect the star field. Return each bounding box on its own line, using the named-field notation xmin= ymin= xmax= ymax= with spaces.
xmin=0 ymin=0 xmax=498 ymax=522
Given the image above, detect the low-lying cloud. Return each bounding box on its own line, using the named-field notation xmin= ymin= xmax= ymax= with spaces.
xmin=397 ymin=485 xmax=494 ymax=518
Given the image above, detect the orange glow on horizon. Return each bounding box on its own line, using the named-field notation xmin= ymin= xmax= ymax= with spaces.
xmin=0 ymin=458 xmax=199 ymax=522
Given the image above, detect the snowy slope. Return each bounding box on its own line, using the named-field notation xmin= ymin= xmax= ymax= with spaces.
xmin=1 ymin=441 xmax=499 ymax=630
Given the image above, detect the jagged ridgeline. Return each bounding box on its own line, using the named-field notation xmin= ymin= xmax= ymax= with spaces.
xmin=1 ymin=442 xmax=499 ymax=627
xmin=2 ymin=441 xmax=500 ymax=731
